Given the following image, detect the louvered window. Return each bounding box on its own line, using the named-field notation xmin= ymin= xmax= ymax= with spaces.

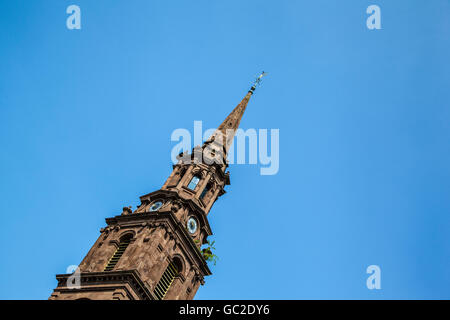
xmin=104 ymin=236 xmax=131 ymax=271
xmin=153 ymin=262 xmax=179 ymax=300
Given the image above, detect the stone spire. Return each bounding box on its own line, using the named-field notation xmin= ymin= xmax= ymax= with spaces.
xmin=204 ymin=72 xmax=267 ymax=161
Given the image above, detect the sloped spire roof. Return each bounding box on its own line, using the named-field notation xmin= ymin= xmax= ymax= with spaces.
xmin=200 ymin=72 xmax=266 ymax=164
xmin=209 ymin=90 xmax=253 ymax=155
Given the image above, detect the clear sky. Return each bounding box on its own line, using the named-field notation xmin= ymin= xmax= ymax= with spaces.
xmin=0 ymin=1 xmax=449 ymax=299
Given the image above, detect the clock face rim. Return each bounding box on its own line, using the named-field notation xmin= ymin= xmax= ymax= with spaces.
xmin=149 ymin=201 xmax=163 ymax=212
xmin=187 ymin=217 xmax=198 ymax=234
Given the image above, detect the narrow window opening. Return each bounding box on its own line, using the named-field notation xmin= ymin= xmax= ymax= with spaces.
xmin=200 ymin=184 xmax=211 ymax=200
xmin=187 ymin=175 xmax=200 ymax=190
xmin=168 ymin=167 xmax=186 ymax=187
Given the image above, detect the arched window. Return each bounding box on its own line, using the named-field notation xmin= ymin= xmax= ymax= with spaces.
xmin=201 ymin=182 xmax=215 ymax=205
xmin=168 ymin=167 xmax=186 ymax=187
xmin=187 ymin=175 xmax=200 ymax=190
xmin=104 ymin=234 xmax=132 ymax=271
xmin=200 ymin=183 xmax=211 ymax=200
xmin=153 ymin=261 xmax=180 ymax=300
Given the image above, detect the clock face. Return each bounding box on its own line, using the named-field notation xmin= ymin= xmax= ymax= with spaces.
xmin=149 ymin=201 xmax=163 ymax=212
xmin=187 ymin=217 xmax=198 ymax=234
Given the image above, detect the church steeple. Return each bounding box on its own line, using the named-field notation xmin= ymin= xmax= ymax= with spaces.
xmin=50 ymin=74 xmax=265 ymax=301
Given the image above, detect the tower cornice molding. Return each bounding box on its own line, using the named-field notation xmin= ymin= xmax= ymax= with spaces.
xmin=138 ymin=189 xmax=215 ymax=231
xmin=53 ymin=270 xmax=155 ymax=300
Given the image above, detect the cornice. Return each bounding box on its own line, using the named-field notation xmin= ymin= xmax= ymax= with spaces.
xmin=137 ymin=189 xmax=214 ymax=235
xmin=55 ymin=270 xmax=155 ymax=300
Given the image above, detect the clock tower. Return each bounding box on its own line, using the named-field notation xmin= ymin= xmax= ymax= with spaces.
xmin=49 ymin=74 xmax=265 ymax=300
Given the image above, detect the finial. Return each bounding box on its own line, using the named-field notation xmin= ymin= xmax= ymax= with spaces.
xmin=249 ymin=71 xmax=267 ymax=93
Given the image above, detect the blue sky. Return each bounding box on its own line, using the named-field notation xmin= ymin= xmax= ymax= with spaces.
xmin=0 ymin=0 xmax=449 ymax=299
